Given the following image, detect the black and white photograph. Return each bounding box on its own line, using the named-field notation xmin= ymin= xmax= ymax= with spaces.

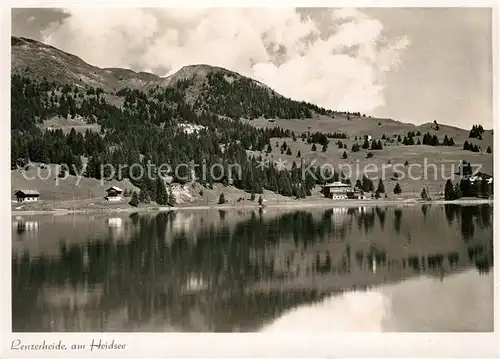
xmin=4 ymin=4 xmax=497 ymax=358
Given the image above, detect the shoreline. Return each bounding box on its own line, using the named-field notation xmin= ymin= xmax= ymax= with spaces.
xmin=11 ymin=198 xmax=494 ymax=216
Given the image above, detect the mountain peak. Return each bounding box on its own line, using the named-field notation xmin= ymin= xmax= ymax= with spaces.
xmin=11 ymin=36 xmax=320 ymax=116
xmin=157 ymin=63 xmax=244 ymax=88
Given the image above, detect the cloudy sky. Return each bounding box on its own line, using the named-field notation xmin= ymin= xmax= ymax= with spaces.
xmin=12 ymin=8 xmax=492 ymax=129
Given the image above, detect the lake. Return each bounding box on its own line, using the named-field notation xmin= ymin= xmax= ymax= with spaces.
xmin=12 ymin=204 xmax=494 ymax=332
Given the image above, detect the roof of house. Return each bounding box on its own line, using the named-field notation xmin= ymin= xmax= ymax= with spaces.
xmin=14 ymin=189 xmax=40 ymax=196
xmin=466 ymin=172 xmax=493 ymax=180
xmin=477 ymin=172 xmax=493 ymax=178
xmin=322 ymin=182 xmax=351 ymax=187
xmin=106 ymin=186 xmax=123 ymax=192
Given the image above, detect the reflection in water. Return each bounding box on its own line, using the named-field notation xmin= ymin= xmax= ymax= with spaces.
xmin=421 ymin=204 xmax=430 ymax=220
xmin=375 ymin=207 xmax=386 ymax=229
xmin=12 ymin=204 xmax=493 ymax=332
xmin=393 ymin=209 xmax=402 ymax=233
xmin=261 ymin=270 xmax=492 ymax=332
xmin=106 ymin=218 xmax=122 ymax=227
xmin=13 ymin=220 xmax=39 ymax=235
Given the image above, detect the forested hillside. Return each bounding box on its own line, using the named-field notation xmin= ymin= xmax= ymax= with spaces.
xmin=12 ymin=69 xmax=347 ymax=203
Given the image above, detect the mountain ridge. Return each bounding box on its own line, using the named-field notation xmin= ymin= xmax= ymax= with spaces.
xmin=13 ymin=35 xmax=489 ymax=133
xmin=12 ymin=36 xmax=313 ymax=113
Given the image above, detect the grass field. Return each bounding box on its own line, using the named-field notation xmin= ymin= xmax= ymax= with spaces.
xmin=41 ymin=116 xmax=101 ymax=134
xmin=246 ymin=114 xmax=493 ymax=198
xmin=245 ymin=113 xmax=493 ymax=148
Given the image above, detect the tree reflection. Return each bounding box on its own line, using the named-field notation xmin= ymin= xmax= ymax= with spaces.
xmin=421 ymin=204 xmax=431 ymax=220
xmin=394 ymin=209 xmax=403 ymax=233
xmin=460 ymin=207 xmax=476 ymax=242
xmin=11 ymin=204 xmax=493 ymax=332
xmin=444 ymin=204 xmax=458 ymax=225
xmin=375 ymin=207 xmax=386 ymax=229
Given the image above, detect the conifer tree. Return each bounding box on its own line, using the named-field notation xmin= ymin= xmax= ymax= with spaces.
xmin=421 ymin=187 xmax=430 ymax=201
xmin=362 ymin=138 xmax=370 ymax=149
xmin=155 ymin=177 xmax=168 ymax=205
xmin=453 ymin=183 xmax=462 ymax=199
xmin=480 ymin=178 xmax=490 ymax=197
xmin=168 ymin=188 xmax=176 ymax=205
xmin=376 ymin=179 xmax=385 ymax=193
xmin=444 ymin=179 xmax=454 ymax=200
xmin=129 ymin=191 xmax=139 ymax=207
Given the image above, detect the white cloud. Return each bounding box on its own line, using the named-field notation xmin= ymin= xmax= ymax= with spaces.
xmin=41 ymin=8 xmax=410 ymax=114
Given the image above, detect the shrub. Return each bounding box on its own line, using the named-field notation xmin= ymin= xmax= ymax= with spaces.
xmin=420 ymin=187 xmax=430 ymax=201
xmin=444 ymin=179 xmax=454 ymax=200
xmin=129 ymin=191 xmax=139 ymax=207
xmin=376 ymin=179 xmax=385 ymax=193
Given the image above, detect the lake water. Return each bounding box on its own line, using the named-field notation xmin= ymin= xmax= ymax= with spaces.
xmin=12 ymin=204 xmax=494 ymax=332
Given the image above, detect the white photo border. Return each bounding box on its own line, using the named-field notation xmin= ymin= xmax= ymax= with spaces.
xmin=1 ymin=1 xmax=499 ymax=358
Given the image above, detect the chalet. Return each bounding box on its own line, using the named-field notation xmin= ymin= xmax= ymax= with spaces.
xmin=458 ymin=171 xmax=493 ymax=197
xmin=105 ymin=186 xmax=123 ymax=201
xmin=321 ymin=182 xmax=352 ymax=200
xmin=347 ymin=189 xmax=366 ymax=200
xmin=14 ymin=189 xmax=40 ymax=202
xmin=468 ymin=172 xmax=493 ymax=184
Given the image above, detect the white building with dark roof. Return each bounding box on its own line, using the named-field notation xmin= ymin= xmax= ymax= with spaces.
xmin=14 ymin=189 xmax=40 ymax=202
xmin=321 ymin=182 xmax=352 ymax=200
xmin=105 ymin=186 xmax=123 ymax=201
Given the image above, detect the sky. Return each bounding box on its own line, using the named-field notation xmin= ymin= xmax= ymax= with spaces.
xmin=11 ymin=8 xmax=493 ymax=129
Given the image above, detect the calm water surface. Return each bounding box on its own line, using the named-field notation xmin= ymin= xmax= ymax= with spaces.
xmin=12 ymin=204 xmax=493 ymax=332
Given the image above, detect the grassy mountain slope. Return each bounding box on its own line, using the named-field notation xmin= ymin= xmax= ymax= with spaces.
xmin=12 ymin=36 xmax=159 ymax=92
